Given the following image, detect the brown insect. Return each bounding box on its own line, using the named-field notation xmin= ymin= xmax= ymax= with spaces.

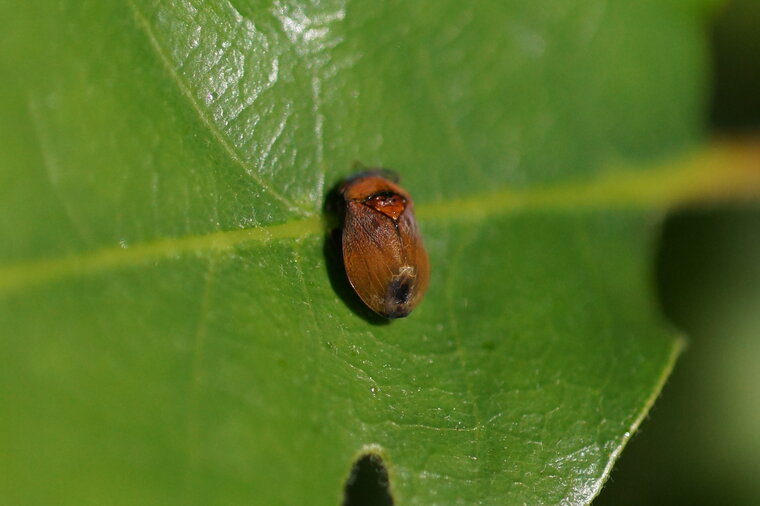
xmin=338 ymin=170 xmax=429 ymax=319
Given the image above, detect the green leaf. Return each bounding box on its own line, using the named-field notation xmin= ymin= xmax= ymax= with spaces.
xmin=0 ymin=1 xmax=715 ymax=504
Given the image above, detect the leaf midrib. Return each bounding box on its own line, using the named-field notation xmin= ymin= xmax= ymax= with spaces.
xmin=1 ymin=143 xmax=759 ymax=295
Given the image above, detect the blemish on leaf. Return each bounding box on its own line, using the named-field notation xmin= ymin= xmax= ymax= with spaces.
xmin=342 ymin=452 xmax=393 ymax=506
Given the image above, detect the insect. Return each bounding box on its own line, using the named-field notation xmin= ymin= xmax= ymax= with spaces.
xmin=338 ymin=170 xmax=429 ymax=319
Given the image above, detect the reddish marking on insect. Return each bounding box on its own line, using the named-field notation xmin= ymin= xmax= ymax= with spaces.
xmin=364 ymin=192 xmax=406 ymax=220
xmin=339 ymin=170 xmax=429 ymax=319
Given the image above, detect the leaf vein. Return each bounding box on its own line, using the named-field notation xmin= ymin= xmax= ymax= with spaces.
xmin=125 ymin=0 xmax=310 ymax=215
xmin=2 ymin=143 xmax=759 ymax=296
xmin=183 ymin=258 xmax=217 ymax=496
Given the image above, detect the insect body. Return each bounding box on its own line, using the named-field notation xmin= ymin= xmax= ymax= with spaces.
xmin=339 ymin=171 xmax=429 ymax=319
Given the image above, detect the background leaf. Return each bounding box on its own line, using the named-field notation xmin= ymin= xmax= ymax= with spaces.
xmin=597 ymin=1 xmax=760 ymax=504
xmin=0 ymin=1 xmax=715 ymax=504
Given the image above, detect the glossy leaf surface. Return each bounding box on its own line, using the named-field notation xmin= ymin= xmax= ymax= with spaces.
xmin=0 ymin=1 xmax=710 ymax=504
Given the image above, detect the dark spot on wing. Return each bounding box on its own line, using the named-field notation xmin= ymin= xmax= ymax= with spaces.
xmin=387 ymin=279 xmax=411 ymax=304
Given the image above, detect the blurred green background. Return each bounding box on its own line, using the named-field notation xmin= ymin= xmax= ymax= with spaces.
xmin=597 ymin=0 xmax=760 ymax=504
